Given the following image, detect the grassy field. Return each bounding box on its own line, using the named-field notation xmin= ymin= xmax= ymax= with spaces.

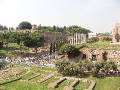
xmin=87 ymin=41 xmax=110 ymax=49
xmin=0 ymin=43 xmax=29 ymax=56
xmin=1 ymin=65 xmax=120 ymax=90
xmin=76 ymin=41 xmax=120 ymax=50
xmin=0 ymin=65 xmax=88 ymax=90
xmin=75 ymin=81 xmax=89 ymax=90
xmin=4 ymin=77 xmax=72 ymax=90
xmin=93 ymin=77 xmax=120 ymax=90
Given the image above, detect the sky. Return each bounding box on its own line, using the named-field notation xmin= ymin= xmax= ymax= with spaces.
xmin=0 ymin=0 xmax=120 ymax=33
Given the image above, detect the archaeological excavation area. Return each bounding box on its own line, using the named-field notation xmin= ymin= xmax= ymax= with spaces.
xmin=0 ymin=64 xmax=120 ymax=90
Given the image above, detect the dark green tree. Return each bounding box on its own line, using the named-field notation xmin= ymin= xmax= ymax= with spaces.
xmin=0 ymin=25 xmax=8 ymax=30
xmin=23 ymin=33 xmax=44 ymax=53
xmin=59 ymin=44 xmax=80 ymax=57
xmin=18 ymin=21 xmax=32 ymax=30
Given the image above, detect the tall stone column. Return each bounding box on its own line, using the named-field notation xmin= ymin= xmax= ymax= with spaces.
xmin=78 ymin=33 xmax=81 ymax=44
xmin=73 ymin=34 xmax=75 ymax=45
xmin=83 ymin=34 xmax=86 ymax=43
xmin=70 ymin=39 xmax=72 ymax=44
xmin=76 ymin=33 xmax=78 ymax=44
xmin=81 ymin=34 xmax=83 ymax=44
xmin=75 ymin=34 xmax=77 ymax=44
xmin=72 ymin=38 xmax=74 ymax=45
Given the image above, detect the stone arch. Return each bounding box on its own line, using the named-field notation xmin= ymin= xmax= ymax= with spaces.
xmin=82 ymin=54 xmax=87 ymax=60
xmin=92 ymin=54 xmax=97 ymax=61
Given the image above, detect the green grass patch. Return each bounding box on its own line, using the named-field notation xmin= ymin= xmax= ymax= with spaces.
xmin=76 ymin=41 xmax=120 ymax=50
xmin=0 ymin=43 xmax=29 ymax=56
xmin=75 ymin=81 xmax=89 ymax=90
xmin=93 ymin=77 xmax=120 ymax=90
xmin=3 ymin=65 xmax=120 ymax=90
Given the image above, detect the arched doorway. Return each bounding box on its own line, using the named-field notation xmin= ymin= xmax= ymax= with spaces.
xmin=102 ymin=51 xmax=108 ymax=61
xmin=82 ymin=54 xmax=86 ymax=60
xmin=92 ymin=55 xmax=97 ymax=61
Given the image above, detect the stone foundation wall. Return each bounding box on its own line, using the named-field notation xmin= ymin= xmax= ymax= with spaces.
xmin=81 ymin=48 xmax=120 ymax=64
xmin=107 ymin=50 xmax=120 ymax=63
xmin=112 ymin=23 xmax=120 ymax=43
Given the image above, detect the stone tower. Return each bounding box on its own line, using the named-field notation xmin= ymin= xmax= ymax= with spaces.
xmin=112 ymin=23 xmax=120 ymax=43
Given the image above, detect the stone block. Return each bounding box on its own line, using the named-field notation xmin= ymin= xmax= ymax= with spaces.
xmin=87 ymin=80 xmax=96 ymax=90
xmin=48 ymin=77 xmax=66 ymax=89
xmin=63 ymin=86 xmax=74 ymax=90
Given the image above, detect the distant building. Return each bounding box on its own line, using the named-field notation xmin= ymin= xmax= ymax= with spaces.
xmin=112 ymin=23 xmax=120 ymax=43
xmin=88 ymin=33 xmax=97 ymax=38
xmin=32 ymin=24 xmax=37 ymax=30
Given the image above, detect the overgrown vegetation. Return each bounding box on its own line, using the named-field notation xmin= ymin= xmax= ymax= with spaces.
xmin=1 ymin=65 xmax=120 ymax=90
xmin=75 ymin=40 xmax=120 ymax=50
xmin=0 ymin=31 xmax=44 ymax=56
xmin=59 ymin=44 xmax=80 ymax=58
xmin=55 ymin=60 xmax=118 ymax=78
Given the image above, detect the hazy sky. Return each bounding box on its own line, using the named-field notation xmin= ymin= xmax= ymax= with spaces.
xmin=0 ymin=0 xmax=120 ymax=33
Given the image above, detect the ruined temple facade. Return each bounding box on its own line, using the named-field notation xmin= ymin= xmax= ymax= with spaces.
xmin=112 ymin=23 xmax=120 ymax=43
xmin=68 ymin=33 xmax=87 ymax=45
xmin=44 ymin=32 xmax=88 ymax=45
xmin=43 ymin=32 xmax=88 ymax=53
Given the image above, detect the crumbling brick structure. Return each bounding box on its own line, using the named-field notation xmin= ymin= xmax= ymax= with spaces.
xmin=112 ymin=23 xmax=120 ymax=43
xmin=81 ymin=48 xmax=120 ymax=64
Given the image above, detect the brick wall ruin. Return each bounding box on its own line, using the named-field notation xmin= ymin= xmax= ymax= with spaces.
xmin=81 ymin=48 xmax=120 ymax=64
xmin=112 ymin=23 xmax=120 ymax=43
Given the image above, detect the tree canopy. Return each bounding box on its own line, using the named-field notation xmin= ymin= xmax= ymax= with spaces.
xmin=18 ymin=21 xmax=32 ymax=30
xmin=37 ymin=25 xmax=91 ymax=34
xmin=59 ymin=44 xmax=80 ymax=57
xmin=0 ymin=24 xmax=8 ymax=30
xmin=23 ymin=32 xmax=44 ymax=53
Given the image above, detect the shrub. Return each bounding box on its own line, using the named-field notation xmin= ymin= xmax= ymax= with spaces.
xmin=55 ymin=60 xmax=92 ymax=77
xmin=0 ymin=41 xmax=3 ymax=48
xmin=100 ymin=36 xmax=112 ymax=41
xmin=76 ymin=44 xmax=88 ymax=49
xmin=87 ymin=37 xmax=99 ymax=43
xmin=55 ymin=60 xmax=118 ymax=78
xmin=92 ymin=61 xmax=117 ymax=78
xmin=59 ymin=44 xmax=80 ymax=57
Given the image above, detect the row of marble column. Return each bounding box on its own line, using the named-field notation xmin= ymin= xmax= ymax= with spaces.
xmin=68 ymin=33 xmax=87 ymax=45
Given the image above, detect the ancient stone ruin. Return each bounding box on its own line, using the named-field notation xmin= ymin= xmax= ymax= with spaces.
xmin=112 ymin=23 xmax=120 ymax=43
xmin=68 ymin=33 xmax=87 ymax=45
xmin=43 ymin=32 xmax=67 ymax=45
xmin=81 ymin=48 xmax=120 ymax=64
